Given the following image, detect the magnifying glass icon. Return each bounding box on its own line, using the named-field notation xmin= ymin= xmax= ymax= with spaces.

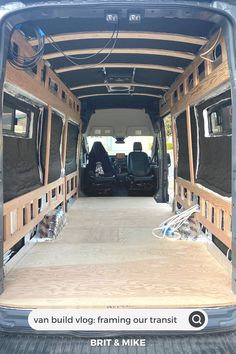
xmin=189 ymin=311 xmax=206 ymax=328
xmin=192 ymin=314 xmax=202 ymax=325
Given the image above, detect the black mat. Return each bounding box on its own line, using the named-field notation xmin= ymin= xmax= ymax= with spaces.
xmin=0 ymin=332 xmax=236 ymax=354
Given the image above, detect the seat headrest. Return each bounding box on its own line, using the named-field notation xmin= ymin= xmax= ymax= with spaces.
xmin=90 ymin=141 xmax=107 ymax=155
xmin=133 ymin=142 xmax=142 ymax=151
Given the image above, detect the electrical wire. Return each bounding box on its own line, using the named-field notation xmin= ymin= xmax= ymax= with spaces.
xmin=226 ymin=248 xmax=232 ymax=262
xmin=46 ymin=25 xmax=118 ymax=61
xmin=8 ymin=24 xmax=45 ymax=70
xmin=9 ymin=21 xmax=119 ymax=71
xmin=200 ymin=28 xmax=222 ymax=63
xmin=45 ymin=22 xmax=119 ymax=68
xmin=152 ymin=204 xmax=200 ymax=241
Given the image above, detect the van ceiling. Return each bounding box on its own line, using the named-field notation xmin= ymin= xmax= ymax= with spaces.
xmin=24 ymin=8 xmax=219 ymax=111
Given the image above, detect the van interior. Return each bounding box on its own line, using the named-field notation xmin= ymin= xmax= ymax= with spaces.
xmin=0 ymin=4 xmax=235 ymax=311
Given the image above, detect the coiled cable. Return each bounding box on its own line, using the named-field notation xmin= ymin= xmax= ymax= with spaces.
xmin=152 ymin=204 xmax=200 ymax=241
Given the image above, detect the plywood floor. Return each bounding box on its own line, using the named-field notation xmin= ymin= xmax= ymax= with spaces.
xmin=1 ymin=197 xmax=236 ymax=309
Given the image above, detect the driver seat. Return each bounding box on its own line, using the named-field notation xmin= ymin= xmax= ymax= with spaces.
xmin=127 ymin=142 xmax=154 ymax=184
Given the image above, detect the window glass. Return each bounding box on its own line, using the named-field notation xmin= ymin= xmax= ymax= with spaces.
xmin=87 ymin=136 xmax=154 ymax=156
xmin=14 ymin=110 xmax=28 ymax=135
xmin=2 ymin=102 xmax=30 ymax=137
xmin=207 ymin=100 xmax=232 ymax=136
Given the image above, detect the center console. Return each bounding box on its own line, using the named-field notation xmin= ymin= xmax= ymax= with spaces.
xmin=110 ymin=153 xmax=128 ymax=183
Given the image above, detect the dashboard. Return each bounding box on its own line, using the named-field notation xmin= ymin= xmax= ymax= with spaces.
xmin=110 ymin=153 xmax=128 ymax=174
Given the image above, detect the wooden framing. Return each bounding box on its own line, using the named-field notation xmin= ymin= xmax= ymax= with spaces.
xmin=30 ymin=31 xmax=207 ymax=46
xmin=186 ymin=104 xmax=195 ymax=184
xmin=62 ymin=116 xmax=69 ymax=170
xmin=76 ymin=132 xmax=82 ymax=197
xmin=44 ymin=48 xmax=195 ymax=61
xmin=44 ymin=105 xmax=52 ymax=186
xmin=159 ymin=31 xmax=229 ymax=116
xmin=65 ymin=171 xmax=78 ymax=201
xmin=2 ymin=30 xmax=81 ymax=252
xmin=176 ymin=177 xmax=232 ymax=248
xmin=163 ymin=30 xmax=232 ymax=250
xmin=7 ymin=31 xmax=81 ymax=123
xmin=3 ymin=178 xmax=64 ymax=252
xmin=70 ymin=83 xmax=170 ymax=91
xmin=78 ymin=93 xmax=162 ymax=99
xmin=171 ymin=116 xmax=178 ymax=211
xmin=55 ymin=63 xmax=184 ymax=74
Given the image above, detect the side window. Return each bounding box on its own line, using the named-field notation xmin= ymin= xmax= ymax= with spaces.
xmin=2 ymin=99 xmax=32 ymax=138
xmin=203 ymin=99 xmax=232 ymax=137
xmin=211 ymin=43 xmax=222 ymax=70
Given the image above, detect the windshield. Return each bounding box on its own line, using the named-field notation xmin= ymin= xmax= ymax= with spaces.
xmin=87 ymin=136 xmax=154 ymax=156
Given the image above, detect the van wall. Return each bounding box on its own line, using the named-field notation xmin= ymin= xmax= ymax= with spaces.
xmin=195 ymin=91 xmax=231 ymax=196
xmin=3 ymin=94 xmax=42 ymax=202
xmin=65 ymin=122 xmax=79 ymax=175
xmin=40 ymin=109 xmax=63 ymax=184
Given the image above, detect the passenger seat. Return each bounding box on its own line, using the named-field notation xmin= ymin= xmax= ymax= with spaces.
xmin=87 ymin=141 xmax=115 ymax=195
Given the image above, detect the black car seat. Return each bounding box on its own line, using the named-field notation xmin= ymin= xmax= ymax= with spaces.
xmin=87 ymin=141 xmax=115 ymax=193
xmin=127 ymin=142 xmax=154 ymax=186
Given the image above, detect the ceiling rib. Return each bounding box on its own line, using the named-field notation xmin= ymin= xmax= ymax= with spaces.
xmin=70 ymin=83 xmax=170 ymax=91
xmin=78 ymin=93 xmax=162 ymax=99
xmin=30 ymin=31 xmax=207 ymax=46
xmin=55 ymin=63 xmax=184 ymax=74
xmin=43 ymin=48 xmax=195 ymax=61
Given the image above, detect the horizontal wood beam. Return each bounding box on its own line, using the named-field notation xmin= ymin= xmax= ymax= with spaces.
xmin=31 ymin=31 xmax=207 ymax=46
xmin=78 ymin=93 xmax=162 ymax=99
xmin=70 ymin=83 xmax=169 ymax=91
xmin=55 ymin=63 xmax=184 ymax=74
xmin=44 ymin=48 xmax=195 ymax=61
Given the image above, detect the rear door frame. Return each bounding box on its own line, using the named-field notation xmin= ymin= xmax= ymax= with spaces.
xmin=0 ymin=0 xmax=236 ymax=332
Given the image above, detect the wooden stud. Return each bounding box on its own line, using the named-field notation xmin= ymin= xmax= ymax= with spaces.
xmin=187 ymin=190 xmax=192 ymax=207
xmin=62 ymin=117 xmax=69 ymax=211
xmin=48 ymin=190 xmax=52 ymax=206
xmin=71 ymin=82 xmax=170 ymax=91
xmin=171 ymin=117 xmax=178 ymax=169
xmin=44 ymin=105 xmax=52 ymax=186
xmin=215 ymin=207 xmax=220 ymax=229
xmin=225 ymin=213 xmax=232 ymax=233
xmin=186 ymin=105 xmax=195 ymax=184
xmin=205 ymin=57 xmax=212 ymax=76
xmin=55 ymin=63 xmax=184 ymax=74
xmin=33 ymin=199 xmax=38 ymax=219
xmin=17 ymin=207 xmax=23 ymax=232
xmin=24 ymin=203 xmax=31 ymax=224
xmin=193 ymin=67 xmax=199 ymax=88
xmin=62 ymin=116 xmax=69 ymax=170
xmin=44 ymin=48 xmax=195 ymax=61
xmin=30 ymin=31 xmax=207 ymax=46
xmin=76 ymin=132 xmax=82 ymax=197
xmin=78 ymin=93 xmax=162 ymax=100
xmin=171 ymin=116 xmax=178 ymax=211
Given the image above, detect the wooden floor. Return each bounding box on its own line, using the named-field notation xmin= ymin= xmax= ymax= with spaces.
xmin=1 ymin=197 xmax=236 ymax=309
